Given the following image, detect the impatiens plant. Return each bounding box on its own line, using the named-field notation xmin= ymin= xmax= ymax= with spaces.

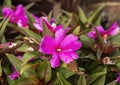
xmin=1 ymin=0 xmax=120 ymax=85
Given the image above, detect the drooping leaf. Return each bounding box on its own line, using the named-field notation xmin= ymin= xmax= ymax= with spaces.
xmin=37 ymin=60 xmax=52 ymax=83
xmin=77 ymin=74 xmax=87 ymax=85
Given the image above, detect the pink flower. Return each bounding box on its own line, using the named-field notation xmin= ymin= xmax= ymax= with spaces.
xmin=2 ymin=4 xmax=28 ymax=28
xmin=117 ymin=73 xmax=120 ymax=83
xmin=39 ymin=29 xmax=82 ymax=68
xmin=87 ymin=22 xmax=120 ymax=39
xmin=8 ymin=67 xmax=19 ymax=80
xmin=33 ymin=16 xmax=62 ymax=32
xmin=8 ymin=55 xmax=22 ymax=80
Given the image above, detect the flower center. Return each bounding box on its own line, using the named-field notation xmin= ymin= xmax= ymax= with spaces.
xmin=56 ymin=48 xmax=62 ymax=52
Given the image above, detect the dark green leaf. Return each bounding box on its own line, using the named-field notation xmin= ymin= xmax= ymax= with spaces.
xmin=55 ymin=67 xmax=75 ymax=79
xmin=57 ymin=72 xmax=71 ymax=85
xmin=88 ymin=67 xmax=107 ymax=84
xmin=12 ymin=78 xmax=38 ymax=85
xmin=77 ymin=74 xmax=87 ymax=85
xmin=37 ymin=60 xmax=52 ymax=83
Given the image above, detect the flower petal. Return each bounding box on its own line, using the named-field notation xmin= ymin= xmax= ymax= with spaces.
xmin=8 ymin=67 xmax=19 ymax=80
xmin=106 ymin=22 xmax=120 ymax=36
xmin=2 ymin=7 xmax=13 ymax=17
xmin=60 ymin=34 xmax=81 ymax=51
xmin=87 ymin=26 xmax=105 ymax=39
xmin=59 ymin=52 xmax=73 ymax=64
xmin=50 ymin=53 xmax=60 ymax=68
xmin=39 ymin=35 xmax=56 ymax=54
xmin=71 ymin=52 xmax=79 ymax=59
xmin=55 ymin=29 xmax=66 ymax=46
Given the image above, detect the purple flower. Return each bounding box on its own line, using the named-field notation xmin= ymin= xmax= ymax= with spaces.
xmin=8 ymin=55 xmax=22 ymax=80
xmin=2 ymin=4 xmax=28 ymax=27
xmin=33 ymin=16 xmax=62 ymax=32
xmin=117 ymin=73 xmax=120 ymax=83
xmin=39 ymin=29 xmax=82 ymax=68
xmin=87 ymin=22 xmax=120 ymax=39
xmin=8 ymin=67 xmax=19 ymax=80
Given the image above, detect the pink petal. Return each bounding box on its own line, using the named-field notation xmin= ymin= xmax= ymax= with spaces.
xmin=54 ymin=25 xmax=63 ymax=32
xmin=50 ymin=53 xmax=60 ymax=68
xmin=59 ymin=52 xmax=73 ymax=64
xmin=106 ymin=22 xmax=120 ymax=36
xmin=2 ymin=7 xmax=13 ymax=17
xmin=87 ymin=26 xmax=105 ymax=39
xmin=60 ymin=34 xmax=81 ymax=51
xmin=71 ymin=52 xmax=79 ymax=59
xmin=39 ymin=35 xmax=56 ymax=54
xmin=55 ymin=29 xmax=66 ymax=46
xmin=33 ymin=22 xmax=43 ymax=31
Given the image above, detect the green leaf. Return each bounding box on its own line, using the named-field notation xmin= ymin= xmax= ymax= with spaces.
xmin=77 ymin=6 xmax=87 ymax=23
xmin=55 ymin=67 xmax=75 ymax=79
xmin=3 ymin=0 xmax=12 ymax=8
xmin=106 ymin=80 xmax=117 ymax=85
xmin=0 ymin=60 xmax=2 ymax=76
xmin=91 ymin=75 xmax=106 ymax=85
xmin=94 ymin=15 xmax=101 ymax=25
xmin=26 ymin=11 xmax=35 ymax=27
xmin=0 ymin=17 xmax=10 ymax=42
xmin=37 ymin=60 xmax=52 ymax=83
xmin=88 ymin=4 xmax=105 ymax=23
xmin=73 ymin=26 xmax=80 ymax=35
xmin=17 ymin=44 xmax=30 ymax=52
xmin=12 ymin=78 xmax=38 ymax=85
xmin=57 ymin=72 xmax=71 ymax=85
xmin=109 ymin=33 xmax=120 ymax=47
xmin=22 ymin=28 xmax=41 ymax=42
xmin=115 ymin=60 xmax=120 ymax=70
xmin=6 ymin=53 xmax=22 ymax=72
xmin=96 ymin=49 xmax=103 ymax=60
xmin=95 ymin=28 xmax=105 ymax=46
xmin=20 ymin=62 xmax=39 ymax=75
xmin=42 ymin=21 xmax=53 ymax=36
xmin=25 ymin=2 xmax=35 ymax=10
xmin=88 ymin=67 xmax=107 ymax=84
xmin=77 ymin=74 xmax=87 ymax=85
xmin=22 ymin=51 xmax=40 ymax=66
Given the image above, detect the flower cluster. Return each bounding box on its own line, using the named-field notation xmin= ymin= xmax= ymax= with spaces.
xmin=1 ymin=3 xmax=120 ymax=85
